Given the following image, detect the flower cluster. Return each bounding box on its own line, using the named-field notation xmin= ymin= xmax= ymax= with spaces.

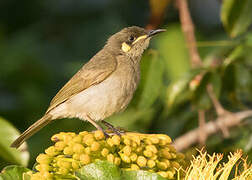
xmin=30 ymin=131 xmax=185 ymax=179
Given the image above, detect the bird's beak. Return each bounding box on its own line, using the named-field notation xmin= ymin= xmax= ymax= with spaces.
xmin=147 ymin=29 xmax=166 ymax=37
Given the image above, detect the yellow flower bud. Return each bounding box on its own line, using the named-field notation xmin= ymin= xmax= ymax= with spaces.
xmin=171 ymin=161 xmax=180 ymax=169
xmin=94 ymin=130 xmax=105 ymax=140
xmin=35 ymin=165 xmax=41 ymax=171
xmin=144 ymin=139 xmax=152 ymax=145
xmin=171 ymin=152 xmax=177 ymax=159
xmin=157 ymin=134 xmax=172 ymax=144
xmin=73 ymin=136 xmax=82 ymax=143
xmin=147 ymin=160 xmax=156 ymax=168
xmin=55 ymin=141 xmax=66 ymax=151
xmin=41 ymin=171 xmax=53 ymax=179
xmin=162 ymin=159 xmax=170 ymax=167
xmin=73 ymin=153 xmax=80 ymax=160
xmin=150 ymin=154 xmax=158 ymax=160
xmin=131 ymin=164 xmax=140 ymax=170
xmin=73 ymin=143 xmax=85 ymax=154
xmin=79 ymin=131 xmax=88 ymax=136
xmin=91 ymin=141 xmax=100 ymax=151
xmin=36 ymin=154 xmax=51 ymax=164
xmin=107 ymin=138 xmax=114 ymax=147
xmin=45 ymin=146 xmax=58 ymax=156
xmin=123 ymin=138 xmax=131 ymax=146
xmin=167 ymin=145 xmax=176 ymax=152
xmin=123 ymin=146 xmax=131 ymax=156
xmin=167 ymin=171 xmax=174 ymax=179
xmin=84 ymin=137 xmax=95 ymax=146
xmin=136 ymin=147 xmax=143 ymax=153
xmin=176 ymin=152 xmax=185 ymax=159
xmin=40 ymin=164 xmax=52 ymax=172
xmin=80 ymin=154 xmax=91 ymax=165
xmin=72 ymin=161 xmax=80 ymax=169
xmin=157 ymin=171 xmax=168 ymax=178
xmin=62 ymin=134 xmax=72 ymax=143
xmin=137 ymin=156 xmax=147 ymax=167
xmin=63 ymin=146 xmax=73 ymax=155
xmin=160 ymin=149 xmax=172 ymax=159
xmin=85 ymin=147 xmax=91 ymax=154
xmin=149 ymin=136 xmax=159 ymax=144
xmin=58 ymin=167 xmax=69 ymax=175
xmin=146 ymin=145 xmax=158 ymax=154
xmin=107 ymin=154 xmax=114 ymax=163
xmin=101 ymin=148 xmax=109 ymax=157
xmin=114 ymin=157 xmax=121 ymax=165
xmin=130 ymin=153 xmax=137 ymax=162
xmin=120 ymin=154 xmax=131 ymax=163
xmin=131 ymin=142 xmax=137 ymax=148
xmin=157 ymin=161 xmax=168 ymax=170
xmin=132 ymin=136 xmax=141 ymax=145
xmin=111 ymin=135 xmax=121 ymax=146
xmin=51 ymin=133 xmax=63 ymax=142
xmin=143 ymin=150 xmax=153 ymax=158
xmin=60 ymin=160 xmax=71 ymax=169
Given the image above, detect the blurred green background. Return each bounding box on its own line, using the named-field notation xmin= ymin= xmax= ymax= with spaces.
xmin=0 ymin=0 xmax=252 ymax=169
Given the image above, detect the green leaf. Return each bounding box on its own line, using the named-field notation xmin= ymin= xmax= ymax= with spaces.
xmin=75 ymin=160 xmax=121 ymax=180
xmin=155 ymin=24 xmax=190 ymax=81
xmin=221 ymin=0 xmax=252 ymax=37
xmin=0 ymin=117 xmax=29 ymax=167
xmin=106 ymin=108 xmax=154 ymax=132
xmin=0 ymin=165 xmax=30 ymax=180
xmin=122 ymin=170 xmax=167 ymax=180
xmin=136 ymin=50 xmax=165 ymax=110
xmin=223 ymin=45 xmax=244 ymax=67
xmin=167 ymin=70 xmax=200 ymax=107
xmin=75 ymin=161 xmax=167 ymax=180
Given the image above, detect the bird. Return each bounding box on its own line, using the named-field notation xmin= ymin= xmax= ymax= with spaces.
xmin=11 ymin=26 xmax=166 ymax=148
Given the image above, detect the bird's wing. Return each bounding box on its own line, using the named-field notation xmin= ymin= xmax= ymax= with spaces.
xmin=46 ymin=50 xmax=117 ymax=113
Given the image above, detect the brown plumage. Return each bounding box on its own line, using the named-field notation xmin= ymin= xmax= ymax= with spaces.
xmin=11 ymin=26 xmax=166 ymax=148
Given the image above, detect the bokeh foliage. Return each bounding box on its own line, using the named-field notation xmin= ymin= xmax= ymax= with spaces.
xmin=0 ymin=0 xmax=252 ymax=172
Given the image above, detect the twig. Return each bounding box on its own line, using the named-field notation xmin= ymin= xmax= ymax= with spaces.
xmin=207 ymin=84 xmax=230 ymax=137
xmin=172 ymin=110 xmax=252 ymax=151
xmin=176 ymin=0 xmax=202 ymax=68
xmin=198 ymin=110 xmax=207 ymax=146
xmin=176 ymin=0 xmax=208 ymax=145
xmin=207 ymin=84 xmax=226 ymax=116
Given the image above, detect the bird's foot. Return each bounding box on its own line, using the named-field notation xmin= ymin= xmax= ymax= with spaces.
xmin=101 ymin=120 xmax=125 ymax=136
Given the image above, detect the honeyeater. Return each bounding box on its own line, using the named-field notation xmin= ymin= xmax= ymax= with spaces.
xmin=11 ymin=26 xmax=166 ymax=148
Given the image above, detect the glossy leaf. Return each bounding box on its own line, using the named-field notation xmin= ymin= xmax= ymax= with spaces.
xmin=0 ymin=165 xmax=30 ymax=180
xmin=136 ymin=51 xmax=165 ymax=110
xmin=223 ymin=45 xmax=244 ymax=68
xmin=221 ymin=0 xmax=252 ymax=37
xmin=167 ymin=70 xmax=200 ymax=107
xmin=122 ymin=170 xmax=167 ymax=180
xmin=75 ymin=161 xmax=166 ymax=180
xmin=0 ymin=117 xmax=29 ymax=167
xmin=155 ymin=24 xmax=190 ymax=81
xmin=75 ymin=161 xmax=121 ymax=180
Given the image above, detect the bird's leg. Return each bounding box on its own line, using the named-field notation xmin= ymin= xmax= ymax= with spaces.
xmin=101 ymin=120 xmax=124 ymax=136
xmin=86 ymin=115 xmax=109 ymax=138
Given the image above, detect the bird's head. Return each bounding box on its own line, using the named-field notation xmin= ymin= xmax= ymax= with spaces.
xmin=105 ymin=26 xmax=166 ymax=58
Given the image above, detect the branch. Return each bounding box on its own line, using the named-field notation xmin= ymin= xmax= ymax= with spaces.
xmin=172 ymin=110 xmax=252 ymax=151
xmin=176 ymin=0 xmax=202 ymax=68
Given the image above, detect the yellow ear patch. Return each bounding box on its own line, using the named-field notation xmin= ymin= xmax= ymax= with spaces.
xmin=132 ymin=35 xmax=148 ymax=45
xmin=121 ymin=42 xmax=131 ymax=52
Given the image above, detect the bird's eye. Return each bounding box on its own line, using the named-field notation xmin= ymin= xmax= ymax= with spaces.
xmin=129 ymin=35 xmax=135 ymax=42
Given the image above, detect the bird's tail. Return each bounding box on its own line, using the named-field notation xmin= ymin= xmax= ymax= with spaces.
xmin=11 ymin=114 xmax=52 ymax=148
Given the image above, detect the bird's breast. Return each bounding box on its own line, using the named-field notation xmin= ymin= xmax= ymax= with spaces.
xmin=65 ymin=61 xmax=140 ymax=121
